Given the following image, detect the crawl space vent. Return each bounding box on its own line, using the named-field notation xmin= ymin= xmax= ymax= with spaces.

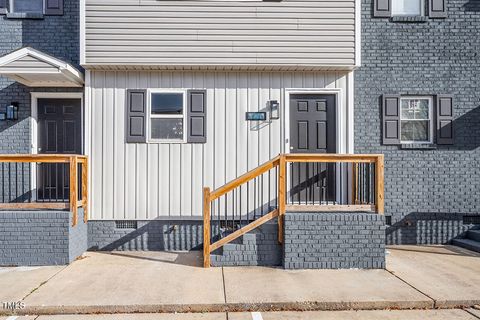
xmin=115 ymin=221 xmax=138 ymax=229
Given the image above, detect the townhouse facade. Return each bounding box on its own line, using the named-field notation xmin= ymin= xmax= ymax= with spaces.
xmin=0 ymin=0 xmax=478 ymax=267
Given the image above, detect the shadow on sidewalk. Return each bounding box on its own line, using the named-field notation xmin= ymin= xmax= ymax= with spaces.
xmin=94 ymin=250 xmax=203 ymax=267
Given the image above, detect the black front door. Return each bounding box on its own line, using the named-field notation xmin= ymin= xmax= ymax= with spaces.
xmin=289 ymin=94 xmax=336 ymax=204
xmin=37 ymin=99 xmax=82 ymax=201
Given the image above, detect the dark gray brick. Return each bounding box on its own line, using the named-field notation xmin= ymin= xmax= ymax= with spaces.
xmin=356 ymin=0 xmax=480 ymax=245
xmin=284 ymin=212 xmax=386 ymax=270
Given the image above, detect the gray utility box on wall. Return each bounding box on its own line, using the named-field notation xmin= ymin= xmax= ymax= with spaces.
xmin=0 ymin=210 xmax=87 ymax=266
xmin=283 ymin=212 xmax=386 ymax=269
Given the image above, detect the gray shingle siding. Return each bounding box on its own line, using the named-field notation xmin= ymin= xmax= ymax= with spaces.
xmin=356 ymin=0 xmax=480 ymax=245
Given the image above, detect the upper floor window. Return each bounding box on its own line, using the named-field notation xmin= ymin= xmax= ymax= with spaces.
xmin=373 ymin=0 xmax=446 ymax=19
xmin=392 ymin=0 xmax=424 ymax=16
xmin=10 ymin=0 xmax=43 ymax=14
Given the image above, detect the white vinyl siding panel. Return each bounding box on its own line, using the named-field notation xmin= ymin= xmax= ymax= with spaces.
xmin=88 ymin=70 xmax=351 ymax=220
xmin=0 ymin=55 xmax=59 ymax=72
xmin=84 ymin=0 xmax=356 ymax=68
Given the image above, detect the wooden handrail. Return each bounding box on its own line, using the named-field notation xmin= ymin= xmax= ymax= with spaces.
xmin=0 ymin=154 xmax=89 ymax=226
xmin=284 ymin=153 xmax=382 ymax=163
xmin=203 ymin=153 xmax=385 ymax=267
xmin=209 ymin=155 xmax=281 ymax=201
xmin=0 ymin=154 xmax=87 ymax=163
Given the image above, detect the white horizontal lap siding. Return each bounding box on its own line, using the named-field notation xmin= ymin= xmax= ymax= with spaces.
xmin=88 ymin=71 xmax=350 ymax=220
xmin=0 ymin=56 xmax=59 ymax=72
xmin=84 ymin=0 xmax=355 ymax=67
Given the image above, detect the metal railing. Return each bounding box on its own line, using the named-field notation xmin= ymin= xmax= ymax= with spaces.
xmin=203 ymin=153 xmax=384 ymax=267
xmin=0 ymin=154 xmax=88 ymax=226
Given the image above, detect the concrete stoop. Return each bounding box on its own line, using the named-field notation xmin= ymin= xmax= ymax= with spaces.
xmin=210 ymin=221 xmax=282 ymax=267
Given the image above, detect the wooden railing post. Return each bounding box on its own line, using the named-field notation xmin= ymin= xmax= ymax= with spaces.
xmin=203 ymin=187 xmax=211 ymax=268
xmin=278 ymin=155 xmax=286 ymax=243
xmin=82 ymin=158 xmax=88 ymax=223
xmin=375 ymin=155 xmax=385 ymax=215
xmin=69 ymin=156 xmax=78 ymax=226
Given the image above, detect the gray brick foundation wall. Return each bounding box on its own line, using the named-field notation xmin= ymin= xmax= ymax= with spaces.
xmin=210 ymin=221 xmax=282 ymax=267
xmin=355 ymin=0 xmax=480 ymax=245
xmin=0 ymin=209 xmax=87 ymax=266
xmin=386 ymin=212 xmax=479 ymax=245
xmin=88 ymin=219 xmax=219 ymax=251
xmin=284 ymin=212 xmax=385 ymax=269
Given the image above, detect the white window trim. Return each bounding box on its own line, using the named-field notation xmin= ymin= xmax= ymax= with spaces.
xmin=147 ymin=89 xmax=187 ymax=144
xmin=400 ymin=96 xmax=433 ymax=144
xmin=392 ymin=0 xmax=425 ymax=16
xmin=9 ymin=0 xmax=45 ymax=14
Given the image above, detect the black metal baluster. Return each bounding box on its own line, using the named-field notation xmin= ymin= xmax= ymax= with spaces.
xmin=261 ymin=173 xmax=264 ymax=216
xmin=210 ymin=200 xmax=214 ymax=242
xmin=305 ymin=162 xmax=312 ymax=205
xmin=14 ymin=163 xmax=17 ymax=202
xmin=2 ymin=163 xmax=4 ymax=203
xmin=268 ymin=170 xmax=271 ymax=212
xmin=247 ymin=181 xmax=250 ymax=223
xmin=290 ymin=162 xmax=293 ymax=204
xmin=8 ymin=163 xmax=11 ymax=202
xmin=363 ymin=163 xmax=366 ymax=204
xmin=297 ymin=163 xmax=301 ymax=205
xmin=253 ymin=177 xmax=256 ymax=220
xmin=232 ymin=190 xmax=235 ymax=231
xmin=224 ymin=194 xmax=228 ymax=231
xmin=325 ymin=163 xmax=329 ymax=205
xmin=239 ymin=185 xmax=242 ymax=228
xmin=217 ymin=198 xmax=221 ymax=237
xmin=369 ymin=163 xmax=375 ymax=203
xmin=55 ymin=163 xmax=59 ymax=202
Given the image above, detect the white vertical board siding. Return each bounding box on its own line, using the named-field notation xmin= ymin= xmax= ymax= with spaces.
xmin=88 ymin=71 xmax=351 ymax=220
xmin=84 ymin=0 xmax=356 ymax=68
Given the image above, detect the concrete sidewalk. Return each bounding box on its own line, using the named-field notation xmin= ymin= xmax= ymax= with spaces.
xmin=0 ymin=245 xmax=479 ymax=316
xmin=2 ymin=309 xmax=480 ymax=320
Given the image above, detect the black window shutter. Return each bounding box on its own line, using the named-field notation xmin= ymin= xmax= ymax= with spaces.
xmin=436 ymin=95 xmax=454 ymax=145
xmin=45 ymin=0 xmax=64 ymax=15
xmin=382 ymin=94 xmax=401 ymax=145
xmin=373 ymin=0 xmax=391 ymax=17
xmin=187 ymin=90 xmax=207 ymax=143
xmin=428 ymin=0 xmax=447 ymax=18
xmin=0 ymin=0 xmax=6 ymax=14
xmin=126 ymin=89 xmax=147 ymax=143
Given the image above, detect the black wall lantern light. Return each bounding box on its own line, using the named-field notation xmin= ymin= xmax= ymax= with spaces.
xmin=268 ymin=100 xmax=279 ymax=120
xmin=1 ymin=102 xmax=19 ymax=121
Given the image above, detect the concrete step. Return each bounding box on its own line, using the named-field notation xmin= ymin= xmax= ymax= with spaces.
xmin=467 ymin=229 xmax=480 ymax=242
xmin=451 ymin=238 xmax=480 ymax=253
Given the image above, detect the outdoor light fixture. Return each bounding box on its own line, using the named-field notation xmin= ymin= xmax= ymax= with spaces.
xmin=268 ymin=100 xmax=279 ymax=119
xmin=3 ymin=102 xmax=19 ymax=121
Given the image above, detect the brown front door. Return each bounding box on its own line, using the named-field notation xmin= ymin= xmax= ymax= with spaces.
xmin=37 ymin=98 xmax=82 ymax=201
xmin=289 ymin=94 xmax=336 ymax=204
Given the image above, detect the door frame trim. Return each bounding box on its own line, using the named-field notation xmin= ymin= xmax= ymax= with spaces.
xmin=30 ymin=92 xmax=84 ymax=194
xmin=284 ymin=88 xmax=350 ymax=155
xmin=284 ymin=88 xmax=353 ymax=205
